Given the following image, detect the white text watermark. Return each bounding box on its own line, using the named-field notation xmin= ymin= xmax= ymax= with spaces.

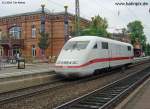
xmin=115 ymin=2 xmax=148 ymax=6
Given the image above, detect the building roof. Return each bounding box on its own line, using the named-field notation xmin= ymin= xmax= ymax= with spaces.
xmin=0 ymin=10 xmax=90 ymax=22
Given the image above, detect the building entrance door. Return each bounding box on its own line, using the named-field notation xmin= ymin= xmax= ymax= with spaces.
xmin=13 ymin=48 xmax=20 ymax=56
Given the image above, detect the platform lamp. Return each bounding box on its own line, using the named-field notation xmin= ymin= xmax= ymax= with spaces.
xmin=64 ymin=5 xmax=69 ymax=43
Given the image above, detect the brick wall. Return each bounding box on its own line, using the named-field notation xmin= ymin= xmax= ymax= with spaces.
xmin=0 ymin=11 xmax=90 ymax=60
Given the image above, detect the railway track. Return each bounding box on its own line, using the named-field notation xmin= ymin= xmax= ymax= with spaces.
xmin=55 ymin=66 xmax=150 ymax=109
xmin=0 ymin=59 xmax=149 ymax=106
xmin=0 ymin=67 xmax=121 ymax=105
xmin=0 ymin=75 xmax=66 ymax=105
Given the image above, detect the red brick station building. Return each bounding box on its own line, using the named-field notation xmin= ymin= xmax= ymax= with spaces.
xmin=0 ymin=7 xmax=89 ymax=61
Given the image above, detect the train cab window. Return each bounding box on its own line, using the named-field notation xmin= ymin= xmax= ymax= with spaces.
xmin=93 ymin=43 xmax=98 ymax=49
xmin=127 ymin=46 xmax=131 ymax=51
xmin=63 ymin=41 xmax=89 ymax=50
xmin=102 ymin=42 xmax=108 ymax=49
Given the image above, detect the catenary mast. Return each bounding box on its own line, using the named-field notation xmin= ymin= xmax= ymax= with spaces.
xmin=75 ymin=0 xmax=80 ymax=36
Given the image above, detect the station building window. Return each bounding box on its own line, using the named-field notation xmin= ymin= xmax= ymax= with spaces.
xmin=32 ymin=45 xmax=36 ymax=57
xmin=31 ymin=23 xmax=36 ymax=38
xmin=32 ymin=28 xmax=36 ymax=38
xmin=9 ymin=26 xmax=21 ymax=39
xmin=12 ymin=48 xmax=20 ymax=56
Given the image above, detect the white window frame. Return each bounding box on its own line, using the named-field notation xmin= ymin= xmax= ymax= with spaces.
xmin=9 ymin=27 xmax=21 ymax=39
xmin=32 ymin=28 xmax=36 ymax=38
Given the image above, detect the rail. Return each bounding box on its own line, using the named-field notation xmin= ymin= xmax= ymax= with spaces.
xmin=133 ymin=56 xmax=150 ymax=63
xmin=0 ymin=57 xmax=149 ymax=106
xmin=55 ymin=66 xmax=150 ymax=109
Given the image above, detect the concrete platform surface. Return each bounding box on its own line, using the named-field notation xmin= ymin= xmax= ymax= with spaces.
xmin=0 ymin=63 xmax=55 ymax=78
xmin=116 ymin=77 xmax=150 ymax=109
xmin=0 ymin=63 xmax=56 ymax=93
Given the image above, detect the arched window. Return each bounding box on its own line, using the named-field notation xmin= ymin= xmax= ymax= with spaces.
xmin=9 ymin=26 xmax=21 ymax=39
xmin=32 ymin=28 xmax=36 ymax=38
xmin=31 ymin=24 xmax=36 ymax=38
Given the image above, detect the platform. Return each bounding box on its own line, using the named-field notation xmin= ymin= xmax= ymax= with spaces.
xmin=133 ymin=56 xmax=150 ymax=63
xmin=115 ymin=76 xmax=150 ymax=109
xmin=0 ymin=63 xmax=56 ymax=93
xmin=0 ymin=63 xmax=55 ymax=78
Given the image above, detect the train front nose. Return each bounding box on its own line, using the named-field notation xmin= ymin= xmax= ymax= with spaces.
xmin=54 ymin=40 xmax=90 ymax=77
xmin=55 ymin=58 xmax=94 ymax=78
xmin=55 ymin=60 xmax=79 ymax=77
xmin=55 ymin=59 xmax=81 ymax=77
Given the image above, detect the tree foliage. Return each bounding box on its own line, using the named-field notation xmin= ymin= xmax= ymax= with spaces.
xmin=127 ymin=20 xmax=146 ymax=49
xmin=145 ymin=43 xmax=150 ymax=56
xmin=80 ymin=15 xmax=108 ymax=37
xmin=38 ymin=32 xmax=49 ymax=55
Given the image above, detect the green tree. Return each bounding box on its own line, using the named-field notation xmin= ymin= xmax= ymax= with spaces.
xmin=80 ymin=15 xmax=108 ymax=37
xmin=146 ymin=43 xmax=150 ymax=56
xmin=38 ymin=32 xmax=49 ymax=55
xmin=127 ymin=20 xmax=146 ymax=49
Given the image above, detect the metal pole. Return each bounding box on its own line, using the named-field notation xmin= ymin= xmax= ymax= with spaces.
xmin=75 ymin=0 xmax=80 ymax=36
xmin=41 ymin=4 xmax=45 ymax=33
xmin=64 ymin=5 xmax=69 ymax=43
xmin=40 ymin=4 xmax=46 ymax=56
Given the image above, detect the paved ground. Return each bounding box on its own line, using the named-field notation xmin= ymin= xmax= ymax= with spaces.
xmin=0 ymin=63 xmax=55 ymax=78
xmin=116 ymin=77 xmax=150 ymax=109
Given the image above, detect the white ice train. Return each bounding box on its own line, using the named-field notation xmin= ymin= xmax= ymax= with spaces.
xmin=55 ymin=36 xmax=134 ymax=77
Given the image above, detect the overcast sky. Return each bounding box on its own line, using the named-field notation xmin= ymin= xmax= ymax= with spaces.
xmin=0 ymin=0 xmax=150 ymax=43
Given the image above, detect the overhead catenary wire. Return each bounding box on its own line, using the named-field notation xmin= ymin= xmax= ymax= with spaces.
xmin=93 ymin=0 xmax=131 ymax=31
xmin=120 ymin=0 xmax=141 ymax=20
xmin=47 ymin=0 xmax=91 ymax=19
xmin=45 ymin=0 xmax=150 ymax=38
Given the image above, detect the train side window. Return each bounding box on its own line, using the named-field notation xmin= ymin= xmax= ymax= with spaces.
xmin=127 ymin=46 xmax=131 ymax=51
xmin=93 ymin=43 xmax=98 ymax=49
xmin=102 ymin=42 xmax=108 ymax=49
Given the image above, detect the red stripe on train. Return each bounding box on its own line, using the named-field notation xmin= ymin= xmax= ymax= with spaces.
xmin=56 ymin=56 xmax=134 ymax=68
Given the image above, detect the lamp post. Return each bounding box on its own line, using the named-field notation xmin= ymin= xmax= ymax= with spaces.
xmin=41 ymin=4 xmax=45 ymax=33
xmin=41 ymin=4 xmax=45 ymax=13
xmin=40 ymin=4 xmax=46 ymax=56
xmin=64 ymin=5 xmax=69 ymax=43
xmin=75 ymin=0 xmax=80 ymax=36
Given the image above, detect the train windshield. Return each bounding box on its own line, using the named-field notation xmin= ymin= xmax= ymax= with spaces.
xmin=63 ymin=41 xmax=89 ymax=50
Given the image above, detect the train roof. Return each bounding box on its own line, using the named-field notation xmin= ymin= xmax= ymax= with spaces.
xmin=69 ymin=36 xmax=132 ymax=47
